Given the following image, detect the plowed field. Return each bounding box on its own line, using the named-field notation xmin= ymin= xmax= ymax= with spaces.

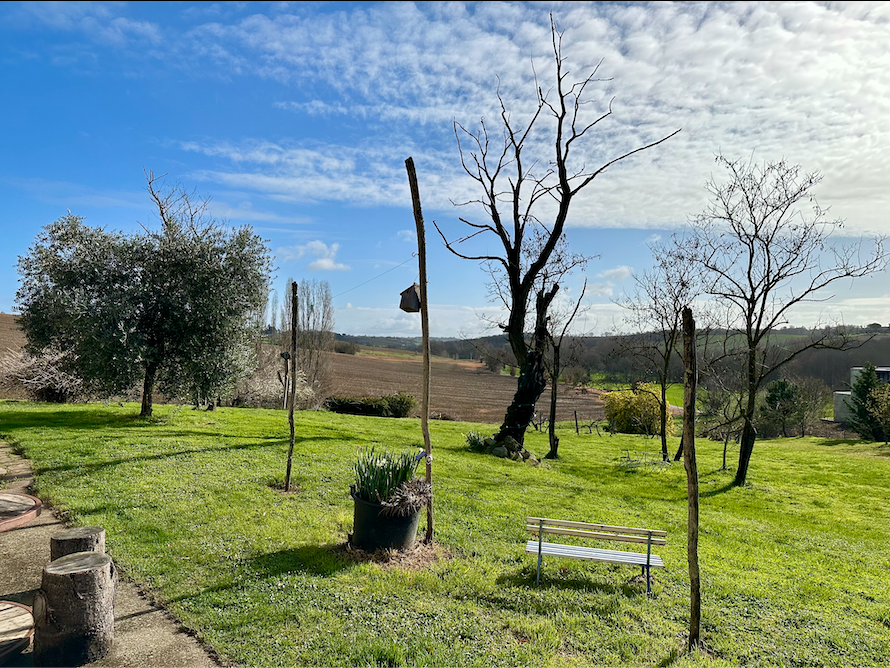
xmin=0 ymin=315 xmax=604 ymax=424
xmin=0 ymin=314 xmax=24 ymax=352
xmin=330 ymin=349 xmax=604 ymax=425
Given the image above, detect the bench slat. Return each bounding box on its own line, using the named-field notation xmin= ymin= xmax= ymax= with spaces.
xmin=525 ymin=525 xmax=667 ymax=546
xmin=525 ymin=540 xmax=665 ymax=568
xmin=526 ymin=517 xmax=667 ymax=538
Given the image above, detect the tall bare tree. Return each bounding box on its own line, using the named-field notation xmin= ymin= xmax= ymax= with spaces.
xmin=621 ymin=252 xmax=698 ymax=461
xmin=282 ymin=278 xmax=335 ymax=406
xmin=672 ymin=154 xmax=887 ymax=486
xmin=439 ymin=16 xmax=679 ymax=445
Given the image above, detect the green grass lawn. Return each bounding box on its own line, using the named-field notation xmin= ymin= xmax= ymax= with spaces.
xmin=1 ymin=401 xmax=888 ymax=666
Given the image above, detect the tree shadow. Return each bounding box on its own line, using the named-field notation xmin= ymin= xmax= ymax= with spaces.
xmin=29 ymin=435 xmax=345 ymax=475
xmin=700 ymin=481 xmax=737 ymax=498
xmin=248 ymin=543 xmax=354 ymax=578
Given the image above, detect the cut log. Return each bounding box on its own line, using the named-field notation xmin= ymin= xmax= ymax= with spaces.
xmin=33 ymin=552 xmax=115 ymax=667
xmin=50 ymin=526 xmax=106 ymax=561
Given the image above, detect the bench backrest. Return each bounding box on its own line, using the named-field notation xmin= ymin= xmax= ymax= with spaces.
xmin=525 ymin=516 xmax=666 ymax=547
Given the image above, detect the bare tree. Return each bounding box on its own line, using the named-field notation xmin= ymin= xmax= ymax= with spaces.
xmin=544 ymin=279 xmax=588 ymax=459
xmin=672 ymin=154 xmax=888 ymax=486
xmin=282 ymin=278 xmax=335 ymax=407
xmin=681 ymin=307 xmax=702 ymax=650
xmin=621 ymin=252 xmax=698 ymax=461
xmin=438 ymin=16 xmax=679 ymax=446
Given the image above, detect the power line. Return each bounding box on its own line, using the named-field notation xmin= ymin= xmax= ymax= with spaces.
xmin=332 ymin=254 xmax=417 ymax=299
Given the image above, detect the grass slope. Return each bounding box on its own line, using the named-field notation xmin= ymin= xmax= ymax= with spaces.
xmin=1 ymin=401 xmax=888 ymax=666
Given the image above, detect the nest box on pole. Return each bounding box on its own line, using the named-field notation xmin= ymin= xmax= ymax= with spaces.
xmin=399 ymin=283 xmax=421 ymax=312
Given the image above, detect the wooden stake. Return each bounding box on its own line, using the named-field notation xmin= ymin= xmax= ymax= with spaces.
xmin=682 ymin=306 xmax=701 ymax=648
xmin=405 ymin=157 xmax=433 ymax=543
xmin=285 ymin=282 xmax=298 ymax=493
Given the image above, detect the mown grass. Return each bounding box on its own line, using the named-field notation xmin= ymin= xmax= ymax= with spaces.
xmin=1 ymin=401 xmax=888 ymax=666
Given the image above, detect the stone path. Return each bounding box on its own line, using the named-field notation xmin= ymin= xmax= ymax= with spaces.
xmin=0 ymin=441 xmax=220 ymax=667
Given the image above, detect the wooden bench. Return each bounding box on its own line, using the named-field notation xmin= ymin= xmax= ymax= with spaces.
xmin=525 ymin=517 xmax=666 ymax=593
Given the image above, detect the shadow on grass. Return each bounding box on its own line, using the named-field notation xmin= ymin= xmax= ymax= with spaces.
xmin=496 ymin=565 xmax=650 ymax=600
xmin=28 ymin=437 xmax=329 ymax=475
xmin=700 ymin=481 xmax=737 ymax=498
xmin=249 ymin=544 xmax=354 ymax=577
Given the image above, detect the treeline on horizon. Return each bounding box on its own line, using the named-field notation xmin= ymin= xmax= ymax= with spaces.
xmin=334 ymin=327 xmax=890 ymax=391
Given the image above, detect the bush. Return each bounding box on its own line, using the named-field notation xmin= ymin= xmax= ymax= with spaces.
xmin=324 ymin=391 xmax=417 ymax=418
xmin=603 ymin=384 xmax=673 ymax=436
xmin=334 ymin=341 xmax=360 ymax=355
xmin=0 ymin=349 xmax=88 ymax=403
xmin=464 ymin=431 xmax=486 ymax=451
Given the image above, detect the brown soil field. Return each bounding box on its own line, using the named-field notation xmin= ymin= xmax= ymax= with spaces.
xmin=330 ymin=349 xmax=604 ymax=425
xmin=0 ymin=313 xmax=25 ymax=352
xmin=0 ymin=315 xmax=604 ymax=425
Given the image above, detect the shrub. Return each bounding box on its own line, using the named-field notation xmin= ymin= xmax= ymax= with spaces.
xmin=464 ymin=431 xmax=486 ymax=451
xmin=603 ymin=384 xmax=673 ymax=435
xmin=324 ymin=391 xmax=417 ymax=418
xmin=334 ymin=341 xmax=360 ymax=355
xmin=0 ymin=348 xmax=88 ymax=403
xmin=353 ymin=446 xmax=420 ymax=505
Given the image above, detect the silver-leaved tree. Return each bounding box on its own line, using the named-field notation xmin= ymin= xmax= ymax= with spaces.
xmin=16 ymin=174 xmax=272 ymax=416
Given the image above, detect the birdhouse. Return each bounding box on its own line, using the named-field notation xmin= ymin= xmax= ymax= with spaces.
xmin=399 ymin=283 xmax=421 ymax=312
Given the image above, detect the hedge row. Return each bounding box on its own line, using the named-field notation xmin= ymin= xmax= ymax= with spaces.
xmin=323 ymin=391 xmax=417 ymax=418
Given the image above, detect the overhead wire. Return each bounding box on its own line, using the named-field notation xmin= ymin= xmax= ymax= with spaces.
xmin=332 ymin=253 xmax=417 ymax=299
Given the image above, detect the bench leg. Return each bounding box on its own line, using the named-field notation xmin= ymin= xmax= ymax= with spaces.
xmin=536 ymin=551 xmax=542 ymax=586
xmin=645 ymin=565 xmax=651 ymax=595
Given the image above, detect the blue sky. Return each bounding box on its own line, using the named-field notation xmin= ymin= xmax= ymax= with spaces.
xmin=2 ymin=1 xmax=889 ymax=337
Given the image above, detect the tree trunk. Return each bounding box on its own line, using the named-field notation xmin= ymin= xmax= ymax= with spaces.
xmin=546 ymin=343 xmax=560 ymax=459
xmin=682 ymin=306 xmax=701 ymax=650
xmin=735 ymin=351 xmax=759 ymax=486
xmin=496 ymin=352 xmax=547 ymax=446
xmin=285 ymin=284 xmax=298 ymax=493
xmin=674 ymin=436 xmax=683 ymax=462
xmin=33 ymin=552 xmax=116 ymax=666
xmin=140 ymin=361 xmax=157 ymax=417
xmin=735 ymin=418 xmax=756 ymax=486
xmin=660 ymin=380 xmax=669 ymax=461
xmin=50 ymin=526 xmax=105 ymax=562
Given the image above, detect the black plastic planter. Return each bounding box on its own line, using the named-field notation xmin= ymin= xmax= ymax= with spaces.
xmin=351 ymin=488 xmax=421 ymax=551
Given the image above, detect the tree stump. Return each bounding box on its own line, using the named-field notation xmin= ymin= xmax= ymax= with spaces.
xmin=33 ymin=552 xmax=115 ymax=667
xmin=50 ymin=526 xmax=105 ymax=561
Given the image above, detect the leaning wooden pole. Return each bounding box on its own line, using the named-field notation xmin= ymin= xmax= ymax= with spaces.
xmin=682 ymin=306 xmax=701 ymax=649
xmin=285 ymin=282 xmax=298 ymax=493
xmin=405 ymin=156 xmax=433 ymax=543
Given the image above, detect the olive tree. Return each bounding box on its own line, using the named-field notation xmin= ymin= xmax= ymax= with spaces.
xmin=16 ymin=177 xmax=272 ymax=416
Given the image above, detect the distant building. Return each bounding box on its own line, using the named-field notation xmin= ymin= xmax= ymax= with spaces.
xmin=833 ymin=366 xmax=890 ymax=423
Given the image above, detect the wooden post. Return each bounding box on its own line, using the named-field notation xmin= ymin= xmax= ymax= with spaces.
xmin=33 ymin=552 xmax=115 ymax=666
xmin=405 ymin=157 xmax=433 ymax=544
xmin=50 ymin=526 xmax=105 ymax=561
xmin=682 ymin=306 xmax=701 ymax=648
xmin=285 ymin=282 xmax=298 ymax=493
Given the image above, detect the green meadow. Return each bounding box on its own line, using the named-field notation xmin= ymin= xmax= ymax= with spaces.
xmin=1 ymin=401 xmax=888 ymax=666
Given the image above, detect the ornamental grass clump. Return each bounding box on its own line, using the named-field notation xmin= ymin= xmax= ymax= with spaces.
xmin=353 ymin=447 xmax=429 ymax=516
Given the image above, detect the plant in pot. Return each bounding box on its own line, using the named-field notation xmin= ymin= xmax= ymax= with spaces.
xmin=351 ymin=447 xmax=431 ymax=552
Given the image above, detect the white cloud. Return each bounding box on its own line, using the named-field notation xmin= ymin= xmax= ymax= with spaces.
xmin=278 ymin=240 xmax=350 ymax=271
xmin=396 ymin=230 xmax=416 ymax=243
xmin=597 ymin=265 xmax=634 ymax=281
xmin=588 ymin=282 xmax=615 ymax=298
xmin=14 ymin=2 xmax=890 ymax=234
